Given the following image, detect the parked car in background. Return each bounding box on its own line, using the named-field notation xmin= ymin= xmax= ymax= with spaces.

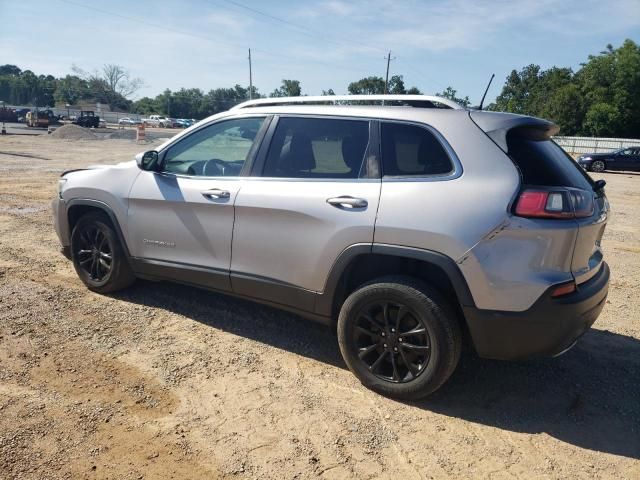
xmin=52 ymin=94 xmax=610 ymax=400
xmin=118 ymin=117 xmax=138 ymax=126
xmin=578 ymin=147 xmax=640 ymax=172
xmin=176 ymin=118 xmax=193 ymax=128
xmin=14 ymin=108 xmax=30 ymax=122
xmin=142 ymin=115 xmax=172 ymax=128
xmin=73 ymin=111 xmax=100 ymax=128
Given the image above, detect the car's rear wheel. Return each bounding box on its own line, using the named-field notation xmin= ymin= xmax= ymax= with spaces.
xmin=71 ymin=212 xmax=135 ymax=293
xmin=590 ymin=160 xmax=605 ymax=172
xmin=337 ymin=276 xmax=461 ymax=400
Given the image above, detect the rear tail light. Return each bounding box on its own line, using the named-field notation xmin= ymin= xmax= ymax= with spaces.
xmin=515 ymin=188 xmax=594 ymax=219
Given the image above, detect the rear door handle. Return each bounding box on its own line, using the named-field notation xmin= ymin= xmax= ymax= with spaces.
xmin=201 ymin=188 xmax=230 ymax=199
xmin=326 ymin=196 xmax=368 ymax=209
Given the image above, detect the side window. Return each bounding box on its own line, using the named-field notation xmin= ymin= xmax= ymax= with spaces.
xmin=263 ymin=117 xmax=369 ymax=178
xmin=381 ymin=122 xmax=453 ymax=177
xmin=163 ymin=117 xmax=265 ymax=177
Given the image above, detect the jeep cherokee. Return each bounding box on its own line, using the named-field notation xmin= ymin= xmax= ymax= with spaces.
xmin=52 ymin=95 xmax=610 ymax=399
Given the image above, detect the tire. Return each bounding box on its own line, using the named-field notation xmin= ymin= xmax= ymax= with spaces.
xmin=590 ymin=160 xmax=606 ymax=172
xmin=70 ymin=212 xmax=135 ymax=293
xmin=337 ymin=275 xmax=461 ymax=400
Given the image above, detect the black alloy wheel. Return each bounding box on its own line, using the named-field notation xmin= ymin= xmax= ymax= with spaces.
xmin=75 ymin=223 xmax=113 ymax=282
xmin=71 ymin=212 xmax=135 ymax=293
xmin=352 ymin=301 xmax=431 ymax=383
xmin=337 ymin=276 xmax=461 ymax=400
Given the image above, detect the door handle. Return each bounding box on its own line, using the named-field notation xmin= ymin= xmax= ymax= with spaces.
xmin=326 ymin=196 xmax=368 ymax=209
xmin=201 ymin=188 xmax=230 ymax=199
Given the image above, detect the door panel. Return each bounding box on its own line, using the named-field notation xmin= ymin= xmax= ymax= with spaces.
xmin=126 ymin=116 xmax=267 ymax=291
xmin=231 ymin=179 xmax=380 ymax=294
xmin=230 ymin=115 xmax=380 ymax=306
xmin=128 ymin=172 xmax=240 ymax=288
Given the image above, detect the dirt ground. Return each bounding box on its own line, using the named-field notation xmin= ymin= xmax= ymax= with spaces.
xmin=0 ymin=135 xmax=638 ymax=480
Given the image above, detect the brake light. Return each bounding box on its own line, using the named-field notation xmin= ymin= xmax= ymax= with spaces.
xmin=515 ymin=189 xmax=594 ymax=219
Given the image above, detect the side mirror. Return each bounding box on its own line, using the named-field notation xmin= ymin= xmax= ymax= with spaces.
xmin=136 ymin=150 xmax=159 ymax=171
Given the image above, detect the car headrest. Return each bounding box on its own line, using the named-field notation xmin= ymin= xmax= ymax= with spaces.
xmin=342 ymin=136 xmax=367 ymax=173
xmin=283 ymin=134 xmax=315 ymax=172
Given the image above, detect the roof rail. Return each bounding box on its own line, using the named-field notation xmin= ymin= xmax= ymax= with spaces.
xmin=230 ymin=94 xmax=464 ymax=111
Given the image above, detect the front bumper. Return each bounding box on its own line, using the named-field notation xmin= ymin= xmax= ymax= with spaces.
xmin=463 ymin=262 xmax=609 ymax=360
xmin=52 ymin=197 xmax=71 ymax=258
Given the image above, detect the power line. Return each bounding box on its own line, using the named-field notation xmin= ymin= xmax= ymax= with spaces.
xmin=213 ymin=0 xmax=388 ymax=54
xmin=55 ymin=0 xmax=372 ymax=76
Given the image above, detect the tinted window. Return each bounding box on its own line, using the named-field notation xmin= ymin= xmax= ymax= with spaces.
xmin=263 ymin=117 xmax=369 ymax=178
xmin=381 ymin=122 xmax=453 ymax=177
xmin=507 ymin=132 xmax=593 ymax=189
xmin=163 ymin=117 xmax=265 ymax=177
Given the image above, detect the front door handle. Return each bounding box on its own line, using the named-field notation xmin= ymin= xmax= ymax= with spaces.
xmin=201 ymin=188 xmax=230 ymax=199
xmin=326 ymin=196 xmax=368 ymax=209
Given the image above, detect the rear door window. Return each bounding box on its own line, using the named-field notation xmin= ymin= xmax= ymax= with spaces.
xmin=262 ymin=117 xmax=370 ymax=178
xmin=381 ymin=122 xmax=454 ymax=177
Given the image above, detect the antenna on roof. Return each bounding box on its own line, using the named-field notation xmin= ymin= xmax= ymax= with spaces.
xmin=478 ymin=73 xmax=495 ymax=111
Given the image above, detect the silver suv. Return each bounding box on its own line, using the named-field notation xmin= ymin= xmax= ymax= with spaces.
xmin=52 ymin=95 xmax=610 ymax=399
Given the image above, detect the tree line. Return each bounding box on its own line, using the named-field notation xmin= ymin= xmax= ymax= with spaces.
xmin=1 ymin=39 xmax=637 ymax=137
xmin=488 ymin=39 xmax=640 ymax=138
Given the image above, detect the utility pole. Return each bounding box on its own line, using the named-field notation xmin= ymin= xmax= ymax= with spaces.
xmin=248 ymin=48 xmax=253 ymax=100
xmin=384 ymin=51 xmax=394 ymax=95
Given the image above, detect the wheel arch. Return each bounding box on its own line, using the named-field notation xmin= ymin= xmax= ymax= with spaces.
xmin=316 ymin=244 xmax=475 ymax=323
xmin=67 ymin=199 xmax=131 ymax=257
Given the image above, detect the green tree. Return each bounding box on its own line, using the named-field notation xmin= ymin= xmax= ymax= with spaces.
xmin=132 ymin=96 xmax=157 ymax=115
xmin=436 ymin=86 xmax=470 ymax=107
xmin=322 ymin=88 xmax=336 ymax=95
xmin=0 ymin=65 xmax=21 ymax=76
xmin=576 ymin=39 xmax=640 ymax=137
xmin=270 ymin=79 xmax=302 ymax=97
xmin=348 ymin=76 xmax=385 ymax=94
xmin=53 ymin=75 xmax=87 ymax=105
xmin=348 ymin=75 xmax=419 ymax=95
xmin=582 ymin=103 xmax=620 ymax=136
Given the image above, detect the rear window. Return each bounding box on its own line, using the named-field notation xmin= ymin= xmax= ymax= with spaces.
xmin=381 ymin=122 xmax=453 ymax=177
xmin=507 ymin=132 xmax=593 ymax=189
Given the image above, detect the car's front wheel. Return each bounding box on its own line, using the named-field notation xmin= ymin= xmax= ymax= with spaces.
xmin=337 ymin=276 xmax=461 ymax=400
xmin=590 ymin=160 xmax=606 ymax=172
xmin=71 ymin=212 xmax=135 ymax=293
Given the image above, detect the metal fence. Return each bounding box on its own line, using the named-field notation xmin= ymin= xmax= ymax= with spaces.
xmin=554 ymin=136 xmax=640 ymax=155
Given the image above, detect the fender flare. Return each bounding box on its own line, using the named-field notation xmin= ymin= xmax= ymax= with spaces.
xmin=66 ymin=198 xmax=131 ymax=257
xmin=314 ymin=243 xmax=475 ymax=317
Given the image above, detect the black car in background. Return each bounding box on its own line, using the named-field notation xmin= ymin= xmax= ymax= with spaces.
xmin=578 ymin=147 xmax=640 ymax=172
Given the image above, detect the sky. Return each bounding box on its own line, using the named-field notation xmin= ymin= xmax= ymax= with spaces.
xmin=1 ymin=0 xmax=639 ymax=104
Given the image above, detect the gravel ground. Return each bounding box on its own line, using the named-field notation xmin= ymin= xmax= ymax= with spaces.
xmin=0 ymin=135 xmax=639 ymax=479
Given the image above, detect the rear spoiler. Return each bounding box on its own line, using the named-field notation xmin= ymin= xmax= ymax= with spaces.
xmin=469 ymin=111 xmax=559 ymax=152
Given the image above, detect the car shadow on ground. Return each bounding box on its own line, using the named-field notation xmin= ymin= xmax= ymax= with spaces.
xmin=115 ymin=280 xmax=640 ymax=460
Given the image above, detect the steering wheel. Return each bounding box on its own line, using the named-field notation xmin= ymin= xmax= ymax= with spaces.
xmin=202 ymin=158 xmax=227 ymax=176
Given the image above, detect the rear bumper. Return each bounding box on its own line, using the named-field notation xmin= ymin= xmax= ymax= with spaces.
xmin=464 ymin=262 xmax=609 ymax=360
